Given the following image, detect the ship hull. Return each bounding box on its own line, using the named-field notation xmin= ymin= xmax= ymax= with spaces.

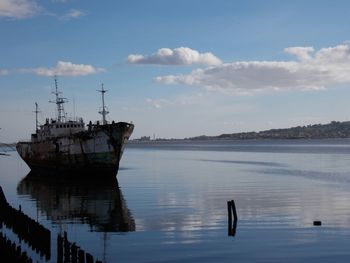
xmin=16 ymin=122 xmax=134 ymax=176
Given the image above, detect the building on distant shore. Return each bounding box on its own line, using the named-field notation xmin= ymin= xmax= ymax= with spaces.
xmin=135 ymin=136 xmax=151 ymax=141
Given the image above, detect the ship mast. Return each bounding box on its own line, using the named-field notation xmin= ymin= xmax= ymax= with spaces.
xmin=50 ymin=76 xmax=67 ymax=123
xmin=98 ymin=83 xmax=109 ymax=125
xmin=34 ymin=102 xmax=40 ymax=133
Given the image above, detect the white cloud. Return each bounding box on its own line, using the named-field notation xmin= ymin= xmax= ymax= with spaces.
xmin=23 ymin=61 xmax=105 ymax=76
xmin=61 ymin=9 xmax=86 ymax=20
xmin=284 ymin=46 xmax=314 ymax=61
xmin=0 ymin=69 xmax=9 ymax=76
xmin=128 ymin=47 xmax=222 ymax=66
xmin=146 ymin=98 xmax=172 ymax=109
xmin=0 ymin=1 xmax=84 ymax=20
xmin=0 ymin=0 xmax=41 ymax=19
xmin=156 ymin=44 xmax=350 ymax=94
xmin=145 ymin=93 xmax=207 ymax=109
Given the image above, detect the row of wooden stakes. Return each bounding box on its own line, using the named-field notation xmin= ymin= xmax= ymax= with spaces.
xmin=1 ymin=185 xmax=105 ymax=262
xmin=0 ymin=232 xmax=34 ymax=263
xmin=0 ymin=186 xmax=51 ymax=260
xmin=57 ymin=231 xmax=102 ymax=263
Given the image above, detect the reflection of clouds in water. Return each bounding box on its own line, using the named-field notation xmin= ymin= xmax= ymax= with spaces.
xmin=242 ymin=168 xmax=350 ymax=228
xmin=135 ymin=192 xmax=226 ymax=243
xmin=124 ymin=144 xmax=350 ymax=245
xmin=198 ymin=159 xmax=287 ymax=168
xmin=160 ymin=213 xmax=224 ymax=244
xmin=136 ymin=177 xmax=350 ymax=238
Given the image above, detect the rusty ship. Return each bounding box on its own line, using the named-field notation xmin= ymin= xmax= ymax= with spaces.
xmin=16 ymin=79 xmax=134 ymax=176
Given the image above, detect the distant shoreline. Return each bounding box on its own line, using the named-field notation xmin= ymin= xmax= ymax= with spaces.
xmin=133 ymin=121 xmax=350 ymax=141
xmin=130 ymin=137 xmax=350 ymax=144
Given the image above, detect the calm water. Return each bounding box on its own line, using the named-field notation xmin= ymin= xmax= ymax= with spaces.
xmin=1 ymin=139 xmax=350 ymax=262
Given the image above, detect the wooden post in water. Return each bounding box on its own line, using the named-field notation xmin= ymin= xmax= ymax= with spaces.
xmin=57 ymin=234 xmax=63 ymax=263
xmin=86 ymin=253 xmax=93 ymax=263
xmin=64 ymin=231 xmax=71 ymax=263
xmin=0 ymin=185 xmax=7 ymax=204
xmin=227 ymin=201 xmax=232 ymax=234
xmin=227 ymin=200 xmax=238 ymax=236
xmin=78 ymin=249 xmax=85 ymax=263
xmin=71 ymin=243 xmax=78 ymax=263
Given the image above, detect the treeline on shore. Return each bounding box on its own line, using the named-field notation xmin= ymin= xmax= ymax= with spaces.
xmin=188 ymin=121 xmax=350 ymax=140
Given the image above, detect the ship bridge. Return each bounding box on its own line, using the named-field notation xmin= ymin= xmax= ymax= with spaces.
xmin=33 ymin=118 xmax=86 ymax=141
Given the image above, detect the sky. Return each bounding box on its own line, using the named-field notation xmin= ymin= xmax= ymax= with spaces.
xmin=1 ymin=0 xmax=350 ymax=141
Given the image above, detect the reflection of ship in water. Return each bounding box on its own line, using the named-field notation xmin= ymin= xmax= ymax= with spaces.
xmin=16 ymin=171 xmax=135 ymax=232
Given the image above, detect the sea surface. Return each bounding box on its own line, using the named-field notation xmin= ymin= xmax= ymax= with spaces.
xmin=1 ymin=139 xmax=350 ymax=262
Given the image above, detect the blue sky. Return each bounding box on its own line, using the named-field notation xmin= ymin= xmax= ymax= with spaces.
xmin=1 ymin=0 xmax=350 ymax=141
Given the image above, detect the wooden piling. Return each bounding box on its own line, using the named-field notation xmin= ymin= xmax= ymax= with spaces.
xmin=57 ymin=234 xmax=63 ymax=263
xmin=86 ymin=253 xmax=94 ymax=263
xmin=227 ymin=200 xmax=238 ymax=236
xmin=227 ymin=201 xmax=233 ymax=235
xmin=71 ymin=243 xmax=78 ymax=263
xmin=78 ymin=249 xmax=85 ymax=263
xmin=0 ymin=185 xmax=7 ymax=204
xmin=64 ymin=234 xmax=71 ymax=263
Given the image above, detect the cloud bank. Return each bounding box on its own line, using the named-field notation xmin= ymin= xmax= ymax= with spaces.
xmin=24 ymin=61 xmax=105 ymax=76
xmin=0 ymin=0 xmax=41 ymax=19
xmin=128 ymin=47 xmax=222 ymax=66
xmin=155 ymin=44 xmax=350 ymax=94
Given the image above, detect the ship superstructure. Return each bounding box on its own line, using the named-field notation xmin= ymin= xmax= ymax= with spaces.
xmin=16 ymin=79 xmax=134 ymax=176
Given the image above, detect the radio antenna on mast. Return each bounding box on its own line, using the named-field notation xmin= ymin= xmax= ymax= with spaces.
xmin=33 ymin=102 xmax=40 ymax=133
xmin=49 ymin=76 xmax=68 ymax=122
xmin=73 ymin=95 xmax=76 ymax=121
xmin=98 ymin=83 xmax=109 ymax=125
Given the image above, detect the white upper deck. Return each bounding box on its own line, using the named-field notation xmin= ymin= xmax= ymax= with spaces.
xmin=33 ymin=118 xmax=85 ymax=141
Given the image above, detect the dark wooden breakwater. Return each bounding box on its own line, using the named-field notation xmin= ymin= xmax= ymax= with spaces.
xmin=1 ymin=185 xmax=105 ymax=262
xmin=57 ymin=231 xmax=102 ymax=263
xmin=0 ymin=185 xmax=50 ymax=260
xmin=0 ymin=232 xmax=33 ymax=263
